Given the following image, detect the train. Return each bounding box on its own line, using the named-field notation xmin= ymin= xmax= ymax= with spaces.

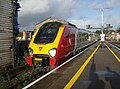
xmin=25 ymin=18 xmax=98 ymax=70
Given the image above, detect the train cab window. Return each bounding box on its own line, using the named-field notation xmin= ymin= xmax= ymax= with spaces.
xmin=65 ymin=30 xmax=70 ymax=38
xmin=34 ymin=22 xmax=62 ymax=44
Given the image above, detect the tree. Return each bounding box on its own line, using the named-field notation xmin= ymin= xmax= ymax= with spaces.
xmin=103 ymin=30 xmax=109 ymax=34
xmin=95 ymin=30 xmax=101 ymax=35
xmin=95 ymin=30 xmax=110 ymax=35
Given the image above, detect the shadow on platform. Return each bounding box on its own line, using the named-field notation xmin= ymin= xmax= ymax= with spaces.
xmin=105 ymin=66 xmax=120 ymax=89
xmin=87 ymin=56 xmax=120 ymax=89
xmin=87 ymin=57 xmax=105 ymax=89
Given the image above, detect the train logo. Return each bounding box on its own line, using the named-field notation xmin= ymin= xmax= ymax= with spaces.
xmin=39 ymin=47 xmax=42 ymax=51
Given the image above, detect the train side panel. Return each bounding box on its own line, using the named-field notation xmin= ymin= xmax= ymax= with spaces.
xmin=75 ymin=29 xmax=94 ymax=52
xmin=55 ymin=26 xmax=76 ymax=66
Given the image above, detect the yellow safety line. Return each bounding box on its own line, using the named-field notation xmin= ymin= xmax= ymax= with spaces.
xmin=104 ymin=43 xmax=120 ymax=63
xmin=64 ymin=43 xmax=101 ymax=89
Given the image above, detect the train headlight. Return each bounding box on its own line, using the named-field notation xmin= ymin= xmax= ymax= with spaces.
xmin=28 ymin=48 xmax=33 ymax=56
xmin=48 ymin=48 xmax=57 ymax=57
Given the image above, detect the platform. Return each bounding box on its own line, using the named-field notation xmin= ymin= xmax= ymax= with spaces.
xmin=24 ymin=42 xmax=120 ymax=89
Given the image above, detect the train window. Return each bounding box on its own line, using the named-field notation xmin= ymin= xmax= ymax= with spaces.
xmin=34 ymin=22 xmax=62 ymax=44
xmin=65 ymin=30 xmax=70 ymax=38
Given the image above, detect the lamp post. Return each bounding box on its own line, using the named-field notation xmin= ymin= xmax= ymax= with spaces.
xmin=101 ymin=8 xmax=104 ymax=31
xmin=99 ymin=8 xmax=111 ymax=42
xmin=86 ymin=7 xmax=112 ymax=42
xmin=100 ymin=8 xmax=105 ymax=42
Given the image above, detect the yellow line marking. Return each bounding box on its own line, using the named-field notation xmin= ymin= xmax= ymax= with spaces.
xmin=64 ymin=43 xmax=101 ymax=89
xmin=104 ymin=43 xmax=120 ymax=63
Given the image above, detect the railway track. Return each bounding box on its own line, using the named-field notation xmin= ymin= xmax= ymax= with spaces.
xmin=8 ymin=67 xmax=46 ymax=89
xmin=0 ymin=65 xmax=48 ymax=89
xmin=110 ymin=41 xmax=120 ymax=48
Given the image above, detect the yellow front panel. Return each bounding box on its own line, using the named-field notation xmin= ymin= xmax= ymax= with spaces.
xmin=35 ymin=58 xmax=42 ymax=61
xmin=29 ymin=25 xmax=65 ymax=56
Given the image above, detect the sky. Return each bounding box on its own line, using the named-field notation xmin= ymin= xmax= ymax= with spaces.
xmin=18 ymin=0 xmax=120 ymax=32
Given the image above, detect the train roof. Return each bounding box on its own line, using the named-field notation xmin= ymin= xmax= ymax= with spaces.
xmin=36 ymin=17 xmax=94 ymax=34
xmin=36 ymin=17 xmax=76 ymax=27
xmin=78 ymin=28 xmax=91 ymax=33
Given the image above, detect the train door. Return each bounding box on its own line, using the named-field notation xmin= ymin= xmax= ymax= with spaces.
xmin=68 ymin=28 xmax=75 ymax=52
xmin=59 ymin=28 xmax=71 ymax=59
xmin=64 ymin=28 xmax=71 ymax=55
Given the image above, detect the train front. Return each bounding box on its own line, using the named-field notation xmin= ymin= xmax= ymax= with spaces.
xmin=26 ymin=22 xmax=64 ymax=68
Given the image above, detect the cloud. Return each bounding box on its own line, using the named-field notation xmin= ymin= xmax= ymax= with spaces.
xmin=89 ymin=0 xmax=120 ymax=30
xmin=18 ymin=0 xmax=120 ymax=31
xmin=106 ymin=16 xmax=120 ymax=28
xmin=19 ymin=0 xmax=78 ymax=31
xmin=106 ymin=0 xmax=120 ymax=8
xmin=92 ymin=0 xmax=120 ymax=9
